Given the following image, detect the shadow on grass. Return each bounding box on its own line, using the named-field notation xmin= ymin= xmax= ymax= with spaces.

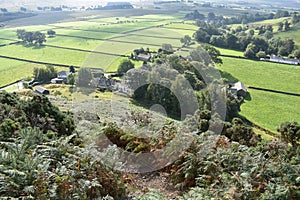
xmin=244 ymin=92 xmax=252 ymax=101
xmin=32 ymin=45 xmax=46 ymax=50
xmin=219 ymin=70 xmax=239 ymax=82
xmin=78 ymin=87 xmax=95 ymax=96
xmin=130 ymin=98 xmax=181 ymax=121
xmin=15 ymin=42 xmax=46 ymax=50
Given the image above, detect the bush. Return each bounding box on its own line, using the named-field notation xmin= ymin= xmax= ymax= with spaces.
xmin=117 ymin=59 xmax=134 ymax=74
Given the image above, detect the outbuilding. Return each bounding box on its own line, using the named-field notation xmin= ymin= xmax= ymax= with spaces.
xmin=228 ymin=82 xmax=247 ymax=97
xmin=35 ymin=86 xmax=50 ymax=95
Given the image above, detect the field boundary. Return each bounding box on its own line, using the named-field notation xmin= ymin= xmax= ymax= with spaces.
xmin=0 ymin=55 xmax=81 ymax=68
xmin=49 ymin=25 xmax=182 ymax=40
xmin=248 ymin=86 xmax=300 ymax=97
xmin=0 ymin=79 xmax=22 ymax=89
xmin=55 ymin=33 xmax=182 ymax=48
xmin=250 ymin=120 xmax=279 ymax=138
xmin=44 ymin=43 xmax=128 ymax=57
xmin=0 ymin=37 xmax=130 ymax=57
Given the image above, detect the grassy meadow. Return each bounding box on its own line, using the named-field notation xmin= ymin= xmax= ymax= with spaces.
xmin=219 ymin=57 xmax=300 ymax=93
xmin=219 ymin=57 xmax=300 ymax=133
xmin=275 ymin=28 xmax=300 ymax=46
xmin=240 ymin=89 xmax=300 ymax=133
xmin=0 ymin=58 xmax=36 ymax=86
xmin=0 ymin=13 xmax=198 ymax=85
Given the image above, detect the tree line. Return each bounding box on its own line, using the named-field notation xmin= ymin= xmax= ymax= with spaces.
xmin=186 ymin=9 xmax=295 ymax=27
xmin=193 ymin=20 xmax=299 ymax=59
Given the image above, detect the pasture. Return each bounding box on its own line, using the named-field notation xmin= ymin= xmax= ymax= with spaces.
xmin=240 ymin=89 xmax=300 ymax=133
xmin=219 ymin=57 xmax=300 ymax=93
xmin=1 ymin=9 xmax=298 ymax=136
xmin=0 ymin=58 xmax=36 ymax=86
xmin=275 ymin=28 xmax=300 ymax=46
xmin=249 ymin=17 xmax=291 ymax=26
xmin=0 ymin=13 xmax=199 ymax=86
xmin=219 ymin=57 xmax=300 ymax=133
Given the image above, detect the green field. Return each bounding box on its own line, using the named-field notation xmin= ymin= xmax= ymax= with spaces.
xmin=219 ymin=57 xmax=300 ymax=93
xmin=1 ymin=10 xmax=299 ymax=136
xmin=0 ymin=58 xmax=36 ymax=86
xmin=216 ymin=47 xmax=244 ymax=56
xmin=230 ymin=17 xmax=291 ymax=33
xmin=219 ymin=57 xmax=300 ymax=133
xmin=240 ymin=89 xmax=300 ymax=133
xmin=0 ymin=13 xmax=197 ymax=86
xmin=275 ymin=28 xmax=300 ymax=46
xmin=250 ymin=17 xmax=291 ymax=26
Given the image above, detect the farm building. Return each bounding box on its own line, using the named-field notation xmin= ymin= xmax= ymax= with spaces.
xmin=260 ymin=55 xmax=300 ymax=65
xmin=57 ymin=71 xmax=69 ymax=82
xmin=92 ymin=76 xmax=116 ymax=91
xmin=51 ymin=78 xmax=64 ymax=84
xmin=228 ymin=82 xmax=247 ymax=97
xmin=137 ymin=54 xmax=151 ymax=62
xmin=35 ymin=86 xmax=50 ymax=95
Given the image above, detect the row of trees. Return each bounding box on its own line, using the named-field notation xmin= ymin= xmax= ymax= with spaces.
xmin=186 ymin=10 xmax=294 ymax=28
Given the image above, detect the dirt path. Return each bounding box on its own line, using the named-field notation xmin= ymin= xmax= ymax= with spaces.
xmin=127 ymin=172 xmax=181 ymax=199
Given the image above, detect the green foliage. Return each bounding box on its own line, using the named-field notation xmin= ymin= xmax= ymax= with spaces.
xmin=135 ymin=190 xmax=168 ymax=200
xmin=117 ymin=59 xmax=135 ymax=74
xmin=277 ymin=121 xmax=300 ymax=148
xmin=202 ymin=44 xmax=223 ymax=64
xmin=293 ymin=49 xmax=300 ymax=58
xmin=185 ymin=10 xmax=205 ymax=20
xmin=256 ymin=50 xmax=267 ymax=58
xmin=47 ymin=29 xmax=56 ymax=37
xmin=161 ymin=43 xmax=174 ymax=53
xmin=189 ymin=46 xmax=214 ymax=66
xmin=33 ymin=65 xmax=57 ymax=82
xmin=0 ymin=91 xmax=75 ymax=138
xmin=67 ymin=73 xmax=75 ymax=85
xmin=126 ymin=59 xmax=200 ymax=118
xmin=226 ymin=92 xmax=241 ymax=121
xmin=102 ymin=122 xmax=151 ymax=153
xmin=76 ymin=67 xmax=92 ymax=87
xmin=274 ymin=10 xmax=290 ymax=18
xmin=194 ymin=29 xmax=211 ymax=43
xmin=224 ymin=118 xmax=262 ymax=146
xmin=172 ymin=134 xmax=300 ymax=199
xmin=0 ymin=92 xmax=126 ymax=199
xmin=180 ymin=35 xmax=192 ymax=47
xmin=17 ymin=29 xmax=46 ymax=45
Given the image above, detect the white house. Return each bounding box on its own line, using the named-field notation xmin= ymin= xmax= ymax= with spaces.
xmin=261 ymin=55 xmax=300 ymax=65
